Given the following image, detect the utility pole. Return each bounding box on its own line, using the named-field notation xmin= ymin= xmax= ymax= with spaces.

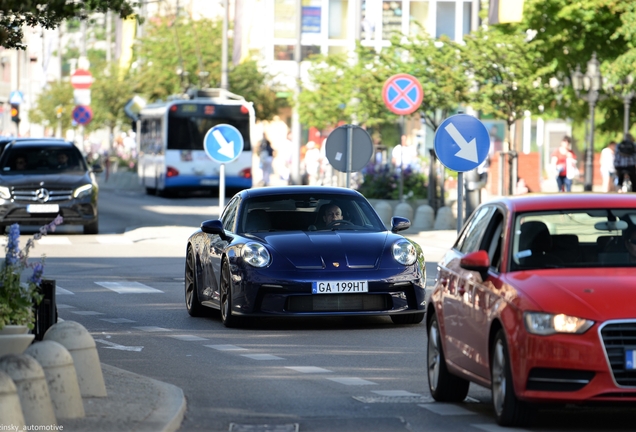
xmin=221 ymin=0 xmax=229 ymax=90
xmin=290 ymin=0 xmax=302 ymax=185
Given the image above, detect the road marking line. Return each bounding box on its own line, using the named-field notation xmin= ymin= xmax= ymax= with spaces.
xmin=56 ymin=303 xmax=75 ymax=309
xmin=285 ymin=366 xmax=332 ymax=374
xmin=95 ymin=281 xmax=163 ymax=294
xmin=241 ymin=354 xmax=284 ymax=360
xmin=94 ymin=338 xmax=143 ymax=352
xmin=133 ymin=326 xmax=170 ymax=332
xmin=204 ymin=344 xmax=248 ymax=351
xmin=418 ymin=403 xmax=477 ymax=415
xmin=37 ymin=237 xmax=72 ymax=245
xmin=372 ymin=390 xmax=421 ymax=396
xmin=169 ymin=335 xmax=208 ymax=341
xmin=100 ymin=318 xmax=136 ymax=324
xmin=70 ymin=311 xmax=104 ymax=315
xmin=472 ymin=424 xmax=531 ymax=432
xmin=56 ymin=286 xmax=74 ymax=295
xmin=96 ymin=236 xmax=134 ymax=244
xmin=327 ymin=377 xmax=377 ymax=386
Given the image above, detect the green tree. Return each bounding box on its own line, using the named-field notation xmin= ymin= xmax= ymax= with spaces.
xmin=90 ymin=62 xmax=136 ymax=150
xmin=135 ymin=16 xmax=282 ymax=120
xmin=0 ymin=0 xmax=136 ymax=49
xmin=27 ymin=81 xmax=74 ymax=136
xmin=462 ymin=28 xmax=553 ymax=149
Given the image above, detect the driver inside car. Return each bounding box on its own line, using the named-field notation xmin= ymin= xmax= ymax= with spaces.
xmin=323 ymin=203 xmax=343 ymax=226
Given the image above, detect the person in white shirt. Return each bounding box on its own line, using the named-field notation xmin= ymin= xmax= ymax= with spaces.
xmin=600 ymin=141 xmax=617 ymax=192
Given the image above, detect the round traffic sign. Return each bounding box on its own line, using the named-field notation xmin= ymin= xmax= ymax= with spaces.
xmin=204 ymin=124 xmax=244 ymax=163
xmin=434 ymin=114 xmax=490 ymax=172
xmin=382 ymin=74 xmax=423 ymax=115
xmin=72 ymin=105 xmax=93 ymax=125
xmin=70 ymin=69 xmax=93 ymax=90
xmin=325 ymin=125 xmax=373 ymax=172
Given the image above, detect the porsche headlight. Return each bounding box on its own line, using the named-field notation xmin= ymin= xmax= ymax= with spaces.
xmin=241 ymin=242 xmax=271 ymax=268
xmin=73 ymin=184 xmax=93 ymax=199
xmin=524 ymin=312 xmax=594 ymax=335
xmin=392 ymin=239 xmax=417 ymax=265
xmin=0 ymin=186 xmax=10 ymax=200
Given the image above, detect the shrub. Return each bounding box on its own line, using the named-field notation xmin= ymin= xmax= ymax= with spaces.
xmin=356 ymin=160 xmax=427 ymax=200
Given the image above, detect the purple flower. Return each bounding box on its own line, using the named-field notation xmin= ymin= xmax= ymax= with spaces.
xmin=6 ymin=224 xmax=20 ymax=266
xmin=28 ymin=262 xmax=44 ymax=286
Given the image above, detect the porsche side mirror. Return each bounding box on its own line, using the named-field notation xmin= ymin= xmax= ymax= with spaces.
xmin=201 ymin=219 xmax=230 ymax=240
xmin=391 ymin=216 xmax=411 ymax=233
xmin=460 ymin=250 xmax=490 ymax=281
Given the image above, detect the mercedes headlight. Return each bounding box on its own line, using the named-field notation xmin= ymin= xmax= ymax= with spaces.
xmin=73 ymin=184 xmax=93 ymax=199
xmin=242 ymin=242 xmax=271 ymax=268
xmin=524 ymin=312 xmax=594 ymax=335
xmin=0 ymin=186 xmax=10 ymax=200
xmin=392 ymin=239 xmax=417 ymax=266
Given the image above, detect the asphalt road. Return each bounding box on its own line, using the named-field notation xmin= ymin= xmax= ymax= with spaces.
xmin=25 ymin=188 xmax=636 ymax=432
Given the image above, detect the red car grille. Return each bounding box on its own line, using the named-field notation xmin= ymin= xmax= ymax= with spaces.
xmin=600 ymin=322 xmax=636 ymax=387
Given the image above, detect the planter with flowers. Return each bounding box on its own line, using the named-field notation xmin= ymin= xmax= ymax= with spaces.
xmin=0 ymin=216 xmax=63 ymax=357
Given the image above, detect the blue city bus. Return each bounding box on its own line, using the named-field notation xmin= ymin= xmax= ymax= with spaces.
xmin=136 ymin=89 xmax=255 ymax=195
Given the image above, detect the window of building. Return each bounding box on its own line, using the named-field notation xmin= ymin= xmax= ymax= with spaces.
xmin=274 ymin=0 xmax=296 ymax=39
xmin=409 ymin=1 xmax=431 ymax=36
xmin=463 ymin=1 xmax=472 ymax=36
xmin=382 ymin=0 xmax=403 ymax=40
xmin=329 ymin=0 xmax=349 ymax=39
xmin=302 ymin=45 xmax=322 ymax=60
xmin=275 ymin=45 xmax=295 ymax=61
xmin=436 ymin=1 xmax=455 ymax=39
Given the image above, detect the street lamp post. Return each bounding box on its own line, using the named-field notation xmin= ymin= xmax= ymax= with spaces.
xmin=571 ymin=53 xmax=603 ymax=192
xmin=622 ymin=75 xmax=635 ymax=138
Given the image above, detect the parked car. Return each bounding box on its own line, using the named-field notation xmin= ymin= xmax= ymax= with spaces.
xmin=426 ymin=193 xmax=636 ymax=426
xmin=0 ymin=139 xmax=102 ymax=234
xmin=184 ymin=186 xmax=426 ymax=327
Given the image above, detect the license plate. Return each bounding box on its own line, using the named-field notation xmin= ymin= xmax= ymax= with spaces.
xmin=626 ymin=349 xmax=636 ymax=370
xmin=312 ymin=280 xmax=368 ymax=294
xmin=200 ymin=179 xmax=219 ymax=186
xmin=26 ymin=204 xmax=59 ymax=214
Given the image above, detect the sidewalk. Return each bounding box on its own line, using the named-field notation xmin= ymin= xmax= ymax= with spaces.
xmin=59 ymin=363 xmax=186 ymax=432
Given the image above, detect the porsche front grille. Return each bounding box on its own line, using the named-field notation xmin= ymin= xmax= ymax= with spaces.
xmin=600 ymin=321 xmax=636 ymax=387
xmin=286 ymin=294 xmax=391 ymax=312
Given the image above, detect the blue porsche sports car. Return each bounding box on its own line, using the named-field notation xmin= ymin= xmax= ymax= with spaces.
xmin=184 ymin=186 xmax=426 ymax=327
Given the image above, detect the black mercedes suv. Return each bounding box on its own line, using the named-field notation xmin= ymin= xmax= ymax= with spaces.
xmin=0 ymin=139 xmax=102 ymax=234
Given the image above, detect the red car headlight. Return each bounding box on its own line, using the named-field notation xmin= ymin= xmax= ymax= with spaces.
xmin=524 ymin=312 xmax=594 ymax=335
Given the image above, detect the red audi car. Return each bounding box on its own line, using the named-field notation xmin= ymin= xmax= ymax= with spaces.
xmin=426 ymin=193 xmax=636 ymax=427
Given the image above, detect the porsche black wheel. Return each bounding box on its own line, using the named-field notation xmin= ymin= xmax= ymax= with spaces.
xmin=185 ymin=246 xmax=206 ymax=317
xmin=491 ymin=329 xmax=534 ymax=426
xmin=427 ymin=314 xmax=470 ymax=402
xmin=390 ymin=312 xmax=424 ymax=325
xmin=220 ymin=259 xmax=240 ymax=327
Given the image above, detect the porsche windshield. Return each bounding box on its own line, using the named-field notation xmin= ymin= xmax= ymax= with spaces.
xmin=239 ymin=194 xmax=386 ymax=233
xmin=511 ymin=209 xmax=636 ymax=270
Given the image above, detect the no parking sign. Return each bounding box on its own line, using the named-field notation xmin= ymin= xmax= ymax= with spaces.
xmin=72 ymin=105 xmax=93 ymax=125
xmin=382 ymin=74 xmax=423 ymax=115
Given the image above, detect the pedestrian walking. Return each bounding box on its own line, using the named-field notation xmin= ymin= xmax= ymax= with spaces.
xmin=600 ymin=140 xmax=617 ymax=192
xmin=550 ymin=136 xmax=578 ymax=192
xmin=259 ymin=134 xmax=274 ymax=186
xmin=614 ymin=134 xmax=636 ymax=192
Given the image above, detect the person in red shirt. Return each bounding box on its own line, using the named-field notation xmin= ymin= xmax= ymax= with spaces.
xmin=550 ymin=136 xmax=578 ymax=192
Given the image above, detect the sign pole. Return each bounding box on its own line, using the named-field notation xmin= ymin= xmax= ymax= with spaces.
xmin=346 ymin=125 xmax=353 ymax=188
xmin=399 ymin=115 xmax=405 ymax=203
xmin=219 ymin=163 xmax=225 ymax=212
xmin=457 ymin=172 xmax=463 ymax=233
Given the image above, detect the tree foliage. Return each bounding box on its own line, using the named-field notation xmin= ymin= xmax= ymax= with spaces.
xmin=91 ymin=61 xmax=136 ymax=140
xmin=27 ymin=80 xmax=74 ymax=134
xmin=0 ymin=0 xmax=137 ymax=49
xmin=135 ymin=16 xmax=283 ymax=120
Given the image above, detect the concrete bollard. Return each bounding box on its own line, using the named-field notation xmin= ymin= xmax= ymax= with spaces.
xmin=411 ymin=205 xmax=435 ymax=232
xmin=25 ymin=340 xmax=85 ymax=419
xmin=393 ymin=202 xmax=414 ymax=222
xmin=0 ymin=370 xmax=26 ymax=429
xmin=0 ymin=354 xmax=57 ymax=427
xmin=373 ymin=200 xmax=393 ymax=229
xmin=434 ymin=206 xmax=457 ymax=230
xmin=43 ymin=321 xmax=107 ymax=397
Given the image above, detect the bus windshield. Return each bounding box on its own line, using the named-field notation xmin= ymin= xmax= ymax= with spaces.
xmin=167 ymin=104 xmax=251 ymax=151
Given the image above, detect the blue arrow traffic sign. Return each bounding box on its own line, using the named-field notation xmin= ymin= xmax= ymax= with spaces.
xmin=9 ymin=91 xmax=24 ymax=105
xmin=203 ymin=124 xmax=244 ymax=164
xmin=434 ymin=114 xmax=490 ymax=172
xmin=382 ymin=74 xmax=423 ymax=116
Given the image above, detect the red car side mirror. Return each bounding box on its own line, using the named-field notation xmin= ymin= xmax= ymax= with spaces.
xmin=460 ymin=250 xmax=490 ymax=280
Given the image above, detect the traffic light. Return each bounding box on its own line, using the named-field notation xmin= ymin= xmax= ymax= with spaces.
xmin=10 ymin=103 xmax=19 ymax=123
